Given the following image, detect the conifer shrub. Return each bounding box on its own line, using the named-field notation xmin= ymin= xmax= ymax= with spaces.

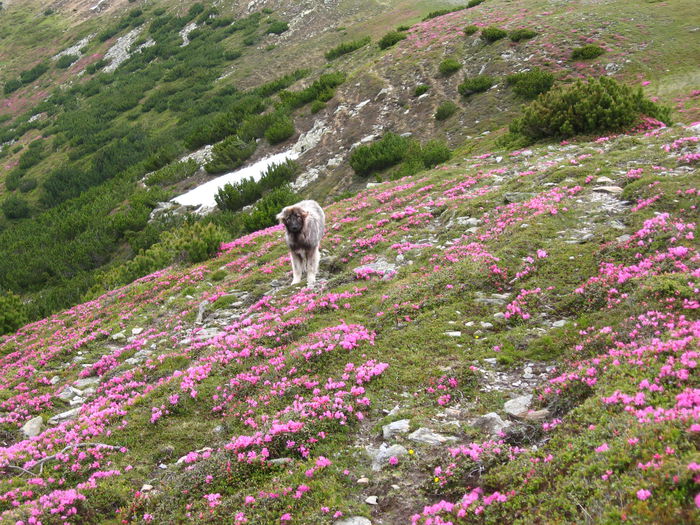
xmin=215 ymin=160 xmax=299 ymax=212
xmin=85 ymin=59 xmax=108 ymax=74
xmin=468 ymin=0 xmax=486 ymax=6
xmin=266 ymin=20 xmax=289 ymax=35
xmin=56 ymin=54 xmax=80 ymax=69
xmin=423 ymin=6 xmax=469 ymax=21
xmin=2 ymin=195 xmax=31 ymax=219
xmin=463 ymin=25 xmax=479 ymax=36
xmin=0 ymin=291 xmax=27 ymax=336
xmin=278 ymin=72 xmax=346 ymax=109
xmin=18 ymin=177 xmax=37 ymax=193
xmin=205 ymin=136 xmax=256 ymax=174
xmin=349 ymin=132 xmax=411 ymax=176
xmin=571 ymin=44 xmax=605 ymax=60
xmin=378 ymin=31 xmax=407 ymax=50
xmin=418 ymin=139 xmax=452 ymax=167
xmin=325 ymin=36 xmax=371 ymax=60
xmin=4 ymin=169 xmax=23 ymax=191
xmin=480 ymin=27 xmax=507 ymax=42
xmin=509 ymin=28 xmax=538 ymax=42
xmin=264 ymin=115 xmax=295 ymax=144
xmin=438 ymin=58 xmax=461 ymax=76
xmin=310 ymin=100 xmax=326 ymax=113
xmin=414 ymin=84 xmax=430 ymax=97
xmin=145 ymin=159 xmax=198 ymax=186
xmin=241 ymin=185 xmax=298 ymax=233
xmin=506 ymin=68 xmax=555 ymax=99
xmin=434 ymin=100 xmax=458 ymax=120
xmin=3 ymin=78 xmax=22 ymax=95
xmin=509 ymin=76 xmax=672 ymax=141
xmin=458 ymin=75 xmax=495 ymax=96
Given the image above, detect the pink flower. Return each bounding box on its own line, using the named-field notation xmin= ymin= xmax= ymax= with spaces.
xmin=636 ymin=489 xmax=651 ymax=501
xmin=389 ymin=456 xmax=399 ymax=466
xmin=280 ymin=513 xmax=292 ymax=522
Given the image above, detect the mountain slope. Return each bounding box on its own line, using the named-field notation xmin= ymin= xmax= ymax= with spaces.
xmin=0 ymin=119 xmax=698 ymax=523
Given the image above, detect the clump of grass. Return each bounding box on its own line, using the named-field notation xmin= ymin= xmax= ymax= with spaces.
xmin=378 ymin=31 xmax=407 ymax=50
xmin=458 ymin=75 xmax=495 ymax=96
xmin=434 ymin=100 xmax=459 ymax=120
xmin=414 ymin=84 xmax=430 ymax=97
xmin=325 ymin=36 xmax=371 ymax=60
xmin=571 ymin=44 xmax=605 ymax=60
xmin=480 ymin=27 xmax=507 ymax=42
xmin=508 ymin=28 xmax=538 ymax=42
xmin=438 ymin=58 xmax=462 ymax=76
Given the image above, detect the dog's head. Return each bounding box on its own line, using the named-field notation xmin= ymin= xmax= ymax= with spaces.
xmin=277 ymin=207 xmax=307 ymax=234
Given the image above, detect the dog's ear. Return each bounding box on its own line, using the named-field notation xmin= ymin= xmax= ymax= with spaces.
xmin=299 ymin=209 xmax=309 ymax=219
xmin=276 ymin=208 xmax=288 ymax=223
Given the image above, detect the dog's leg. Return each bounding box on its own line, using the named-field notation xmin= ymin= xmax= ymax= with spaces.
xmin=291 ymin=251 xmax=304 ymax=285
xmin=306 ymin=247 xmax=320 ymax=286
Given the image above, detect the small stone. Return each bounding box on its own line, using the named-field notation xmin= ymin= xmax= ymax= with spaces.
xmin=480 ymin=321 xmax=494 ymax=330
xmin=268 ymin=457 xmax=293 ymax=465
xmin=357 ymin=477 xmax=370 ymax=484
xmin=552 ymin=320 xmax=567 ymax=328
xmin=50 ymin=376 xmax=60 ymax=385
xmin=111 ymin=331 xmax=126 ymax=341
xmin=616 ymin=234 xmax=631 ymax=243
xmin=366 ymin=443 xmax=408 ymax=471
xmin=382 ymin=419 xmax=410 ymax=440
xmin=444 ymin=331 xmax=462 ymax=337
xmin=456 ymin=217 xmax=480 ymax=227
xmin=48 ymin=407 xmax=82 ymax=425
xmin=21 ymin=416 xmax=43 ymax=438
xmin=504 ymin=192 xmax=535 ymax=204
xmin=391 ymin=484 xmax=400 ymax=490
xmin=596 ymin=176 xmax=614 ymax=184
xmin=408 ymin=428 xmax=457 ymax=445
xmin=141 ymin=484 xmax=154 ymax=492
xmin=493 ymin=312 xmax=506 ymax=320
xmin=131 ymin=327 xmax=144 ymax=336
xmin=593 ymin=186 xmax=623 ymax=195
xmin=504 ymin=394 xmax=533 ymax=418
xmin=365 ymin=496 xmax=378 ymax=505
xmin=334 ymin=518 xmax=372 ymax=525
xmin=74 ymin=377 xmax=99 ymax=389
xmin=522 ymin=408 xmax=550 ymax=422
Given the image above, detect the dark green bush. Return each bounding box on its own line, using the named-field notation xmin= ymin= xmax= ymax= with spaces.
xmin=3 ymin=78 xmax=23 ymax=94
xmin=18 ymin=177 xmax=37 ymax=193
xmin=19 ymin=62 xmax=49 ymax=84
xmin=480 ymin=27 xmax=507 ymax=42
xmin=0 ymin=291 xmax=27 ymax=336
xmin=458 ymin=75 xmax=495 ymax=96
xmin=264 ymin=115 xmax=295 ymax=144
xmin=56 ymin=54 xmax=80 ymax=69
xmin=378 ymin=31 xmax=407 ymax=50
xmin=435 ymin=100 xmax=458 ymax=120
xmin=571 ymin=44 xmax=605 ymax=60
xmin=325 ymin=36 xmax=371 ymax=60
xmin=2 ymin=195 xmax=31 ymax=219
xmin=510 ymin=76 xmax=672 ymax=141
xmin=145 ymin=159 xmax=198 ymax=186
xmin=418 ymin=140 xmax=451 ymax=167
xmin=414 ymin=84 xmax=430 ymax=97
xmin=509 ymin=29 xmax=538 ymax=42
xmin=205 ymin=136 xmax=256 ymax=174
xmin=438 ymin=58 xmax=461 ymax=76
xmin=4 ymin=170 xmax=23 ymax=192
xmin=463 ymin=25 xmax=479 ymax=35
xmin=310 ymin=100 xmax=326 ymax=113
xmin=468 ymin=0 xmax=486 ymax=6
xmin=349 ymin=132 xmax=411 ymax=176
xmin=278 ymin=72 xmax=346 ymax=109
xmin=423 ymin=6 xmax=469 ymax=21
xmin=506 ymin=68 xmax=555 ymax=99
xmin=266 ymin=20 xmax=289 ymax=35
xmin=241 ymin=185 xmax=298 ymax=233
xmin=85 ymin=59 xmax=108 ymax=74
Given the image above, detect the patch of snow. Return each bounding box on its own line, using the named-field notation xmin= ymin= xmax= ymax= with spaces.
xmin=172 ymin=150 xmax=299 ymax=214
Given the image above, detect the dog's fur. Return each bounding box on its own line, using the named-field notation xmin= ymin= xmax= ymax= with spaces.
xmin=276 ymin=200 xmax=325 ymax=286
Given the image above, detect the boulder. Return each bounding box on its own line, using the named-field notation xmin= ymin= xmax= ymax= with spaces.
xmin=408 ymin=427 xmax=457 ymax=445
xmin=382 ymin=419 xmax=410 ymax=440
xmin=366 ymin=443 xmax=408 ymax=471
xmin=504 ymin=394 xmax=533 ymax=418
xmin=471 ymin=412 xmax=510 ymax=436
xmin=21 ymin=416 xmax=43 ymax=438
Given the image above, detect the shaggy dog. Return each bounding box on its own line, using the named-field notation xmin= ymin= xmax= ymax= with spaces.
xmin=276 ymin=200 xmax=325 ymax=286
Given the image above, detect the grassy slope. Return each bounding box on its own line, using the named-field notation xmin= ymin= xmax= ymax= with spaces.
xmin=0 ymin=119 xmax=697 ymax=523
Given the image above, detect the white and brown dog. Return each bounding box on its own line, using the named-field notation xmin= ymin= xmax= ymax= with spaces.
xmin=276 ymin=200 xmax=325 ymax=286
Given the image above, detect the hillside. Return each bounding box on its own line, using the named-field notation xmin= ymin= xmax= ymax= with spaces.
xmin=0 ymin=0 xmax=699 ymax=523
xmin=0 ymin=0 xmax=699 ymax=321
xmin=1 ymin=119 xmax=698 ymax=523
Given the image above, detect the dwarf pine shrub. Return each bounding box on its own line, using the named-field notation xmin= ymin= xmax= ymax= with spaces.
xmin=215 ymin=160 xmax=299 ymax=212
xmin=266 ymin=20 xmax=289 ymax=35
xmin=435 ymin=100 xmax=458 ymax=120
xmin=241 ymin=185 xmax=298 ymax=233
xmin=509 ymin=76 xmax=672 ymax=140
xmin=438 ymin=58 xmax=462 ymax=76
xmin=145 ymin=159 xmax=198 ymax=187
xmin=349 ymin=132 xmax=411 ymax=176
xmin=480 ymin=27 xmax=507 ymax=42
xmin=1 ymin=195 xmax=31 ymax=219
xmin=56 ymin=54 xmax=80 ymax=69
xmin=463 ymin=25 xmax=479 ymax=36
xmin=325 ymin=36 xmax=371 ymax=60
xmin=0 ymin=291 xmax=27 ymax=336
xmin=414 ymin=84 xmax=430 ymax=97
xmin=506 ymin=68 xmax=555 ymax=99
xmin=509 ymin=28 xmax=538 ymax=42
xmin=205 ymin=136 xmax=257 ymax=174
xmin=571 ymin=44 xmax=605 ymax=60
xmin=378 ymin=31 xmax=406 ymax=50
xmin=264 ymin=115 xmax=295 ymax=144
xmin=458 ymin=75 xmax=495 ymax=96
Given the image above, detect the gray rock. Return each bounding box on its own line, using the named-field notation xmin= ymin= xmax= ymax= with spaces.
xmin=131 ymin=327 xmax=144 ymax=336
xmin=74 ymin=377 xmax=99 ymax=389
xmin=552 ymin=320 xmax=567 ymax=328
xmin=522 ymin=408 xmax=550 ymax=422
xmin=48 ymin=407 xmax=82 ymax=425
xmin=366 ymin=443 xmax=408 ymax=471
xmin=21 ymin=416 xmax=43 ymax=438
xmin=504 ymin=394 xmax=533 ymax=418
xmin=480 ymin=321 xmax=494 ymax=330
xmin=268 ymin=457 xmax=293 ymax=465
xmin=382 ymin=419 xmax=410 ymax=440
xmin=50 ymin=376 xmax=60 ymax=385
xmin=334 ymin=518 xmax=372 ymax=525
xmin=195 ymin=301 xmax=208 ymax=325
xmin=456 ymin=217 xmax=480 ymax=227
xmin=471 ymin=412 xmax=510 ymax=436
xmin=365 ymin=495 xmax=378 ymax=505
xmin=357 ymin=477 xmax=370 ymax=484
xmin=593 ymin=186 xmax=623 ymax=195
xmin=444 ymin=331 xmax=462 ymax=337
xmin=408 ymin=427 xmax=457 ymax=445
xmin=596 ymin=176 xmax=614 ymax=184
xmin=504 ymin=192 xmax=535 ymax=204
xmin=111 ymin=331 xmax=126 ymax=341
xmin=141 ymin=484 xmax=154 ymax=492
